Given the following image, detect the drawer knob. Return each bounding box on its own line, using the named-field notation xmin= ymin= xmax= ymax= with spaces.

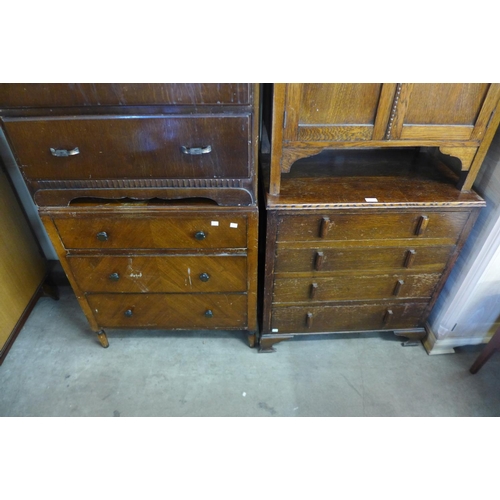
xmin=194 ymin=231 xmax=206 ymax=241
xmin=199 ymin=272 xmax=210 ymax=282
xmin=96 ymin=231 xmax=109 ymax=242
xmin=109 ymin=272 xmax=120 ymax=281
xmin=309 ymin=283 xmax=318 ymax=299
xmin=50 ymin=147 xmax=80 ymax=157
xmin=205 ymin=309 xmax=214 ymax=318
xmin=181 ymin=145 xmax=212 ymax=155
xmin=383 ymin=309 xmax=393 ymax=326
xmin=124 ymin=309 xmax=133 ymax=317
xmin=306 ymin=312 xmax=314 ymax=328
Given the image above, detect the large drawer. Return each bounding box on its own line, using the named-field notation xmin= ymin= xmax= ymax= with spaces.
xmin=54 ymin=215 xmax=247 ymax=250
xmin=271 ymin=302 xmax=427 ymax=334
xmin=275 ymin=245 xmax=455 ymax=273
xmin=86 ymin=293 xmax=247 ymax=329
xmin=273 ymin=273 xmax=441 ymax=303
xmin=68 ymin=255 xmax=247 ymax=293
xmin=0 ymin=83 xmax=251 ymax=107
xmin=276 ymin=212 xmax=470 ymax=243
xmin=3 ymin=115 xmax=250 ymax=181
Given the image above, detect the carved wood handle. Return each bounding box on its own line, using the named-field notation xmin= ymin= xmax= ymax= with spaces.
xmin=315 ymin=251 xmax=325 ymax=271
xmin=319 ymin=217 xmax=331 ymax=238
xmin=404 ymin=249 xmax=416 ymax=268
xmin=383 ymin=309 xmax=393 ymax=326
xmin=310 ymin=283 xmax=318 ymax=299
xmin=393 ymin=279 xmax=405 ymax=297
xmin=415 ymin=215 xmax=429 ymax=236
xmin=306 ymin=312 xmax=313 ymax=328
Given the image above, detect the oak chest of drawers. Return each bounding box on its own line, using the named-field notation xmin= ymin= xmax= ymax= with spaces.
xmin=260 ymin=82 xmax=499 ymax=352
xmin=0 ymin=83 xmax=259 ymax=348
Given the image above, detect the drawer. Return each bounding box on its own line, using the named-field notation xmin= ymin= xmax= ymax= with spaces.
xmin=273 ymin=273 xmax=441 ymax=303
xmin=271 ymin=302 xmax=427 ymax=334
xmin=275 ymin=245 xmax=454 ymax=273
xmin=0 ymin=83 xmax=251 ymax=107
xmin=86 ymin=293 xmax=247 ymax=329
xmin=276 ymin=212 xmax=470 ymax=243
xmin=68 ymin=255 xmax=247 ymax=293
xmin=3 ymin=115 xmax=250 ymax=181
xmin=54 ymin=215 xmax=247 ymax=250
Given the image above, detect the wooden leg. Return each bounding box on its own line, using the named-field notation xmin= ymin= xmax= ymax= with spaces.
xmin=470 ymin=326 xmax=500 ymax=374
xmin=258 ymin=335 xmax=293 ymax=353
xmin=393 ymin=329 xmax=426 ymax=346
xmin=247 ymin=332 xmax=257 ymax=348
xmin=96 ymin=330 xmax=109 ymax=348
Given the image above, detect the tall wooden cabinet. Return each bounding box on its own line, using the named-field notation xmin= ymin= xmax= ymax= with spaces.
xmin=0 ymin=84 xmax=259 ymax=348
xmin=261 ymin=83 xmax=500 ymax=352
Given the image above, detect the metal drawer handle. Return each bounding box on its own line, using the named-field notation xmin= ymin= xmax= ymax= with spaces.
xmin=194 ymin=231 xmax=206 ymax=241
xmin=96 ymin=231 xmax=109 ymax=242
xmin=50 ymin=147 xmax=80 ymax=157
xmin=199 ymin=273 xmax=210 ymax=282
xmin=181 ymin=145 xmax=212 ymax=155
xmin=124 ymin=309 xmax=133 ymax=317
xmin=205 ymin=309 xmax=214 ymax=318
xmin=109 ymin=272 xmax=120 ymax=281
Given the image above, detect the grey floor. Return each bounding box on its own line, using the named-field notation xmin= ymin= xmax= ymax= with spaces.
xmin=1 ymin=287 xmax=500 ymax=417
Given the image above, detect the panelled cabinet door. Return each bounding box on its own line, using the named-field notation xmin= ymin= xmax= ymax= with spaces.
xmin=283 ymin=83 xmax=397 ymax=142
xmin=390 ymin=83 xmax=500 ymax=142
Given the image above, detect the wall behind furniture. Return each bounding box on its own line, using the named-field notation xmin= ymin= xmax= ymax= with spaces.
xmin=426 ymin=127 xmax=500 ymax=354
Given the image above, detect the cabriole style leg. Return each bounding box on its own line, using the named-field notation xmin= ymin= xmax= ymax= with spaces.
xmin=258 ymin=335 xmax=293 ymax=353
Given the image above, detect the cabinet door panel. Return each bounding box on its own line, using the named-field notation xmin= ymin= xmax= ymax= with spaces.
xmin=284 ymin=83 xmax=396 ymax=142
xmin=393 ymin=83 xmax=499 ymax=141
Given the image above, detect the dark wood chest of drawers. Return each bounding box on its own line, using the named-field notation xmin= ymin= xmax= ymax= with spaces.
xmin=0 ymin=83 xmax=259 ymax=348
xmin=260 ymin=82 xmax=498 ymax=353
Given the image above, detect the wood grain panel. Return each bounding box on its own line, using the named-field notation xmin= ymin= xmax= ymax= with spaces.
xmin=404 ymin=84 xmax=490 ymax=125
xmin=271 ymin=302 xmax=427 ymax=333
xmin=0 ymin=83 xmax=251 ymax=107
xmin=68 ymin=255 xmax=247 ymax=293
xmin=3 ymin=115 xmax=250 ymax=181
xmin=275 ymin=246 xmax=455 ymax=273
xmin=0 ymin=166 xmax=46 ymax=352
xmin=87 ymin=293 xmax=247 ymax=329
xmin=273 ymin=273 xmax=441 ymax=303
xmin=276 ymin=211 xmax=469 ymax=243
xmin=54 ymin=215 xmax=247 ymax=250
xmin=298 ymin=84 xmax=383 ymax=125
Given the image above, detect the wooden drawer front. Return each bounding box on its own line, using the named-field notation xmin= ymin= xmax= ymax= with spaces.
xmin=87 ymin=293 xmax=247 ymax=329
xmin=272 ymin=302 xmax=427 ymax=334
xmin=54 ymin=215 xmax=247 ymax=250
xmin=4 ymin=115 xmax=250 ymax=180
xmin=68 ymin=255 xmax=247 ymax=293
xmin=275 ymin=246 xmax=454 ymax=273
xmin=273 ymin=273 xmax=441 ymax=303
xmin=276 ymin=212 xmax=469 ymax=243
xmin=0 ymin=83 xmax=251 ymax=107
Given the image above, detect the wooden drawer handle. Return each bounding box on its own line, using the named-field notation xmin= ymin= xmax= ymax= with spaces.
xmin=319 ymin=217 xmax=331 ymax=238
xmin=306 ymin=312 xmax=313 ymax=328
xmin=383 ymin=309 xmax=393 ymax=326
xmin=310 ymin=283 xmax=318 ymax=299
xmin=415 ymin=215 xmax=429 ymax=236
xmin=404 ymin=249 xmax=416 ymax=268
xmin=393 ymin=279 xmax=405 ymax=297
xmin=315 ymin=251 xmax=325 ymax=271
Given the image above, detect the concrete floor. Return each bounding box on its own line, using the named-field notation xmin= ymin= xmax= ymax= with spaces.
xmin=1 ymin=287 xmax=500 ymax=417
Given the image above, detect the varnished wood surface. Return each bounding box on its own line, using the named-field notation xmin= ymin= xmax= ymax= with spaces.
xmin=87 ymin=293 xmax=247 ymax=329
xmin=266 ymin=149 xmax=486 ymax=209
xmin=273 ymin=273 xmax=441 ymax=303
xmin=275 ymin=245 xmax=455 ymax=274
xmin=0 ymin=84 xmax=251 ymax=107
xmin=4 ymin=115 xmax=250 ymax=181
xmin=276 ymin=211 xmax=470 ymax=242
xmin=68 ymin=255 xmax=248 ymax=293
xmin=54 ymin=213 xmax=248 ymax=250
xmin=0 ymin=165 xmax=46 ymax=355
xmin=271 ymin=302 xmax=427 ymax=334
